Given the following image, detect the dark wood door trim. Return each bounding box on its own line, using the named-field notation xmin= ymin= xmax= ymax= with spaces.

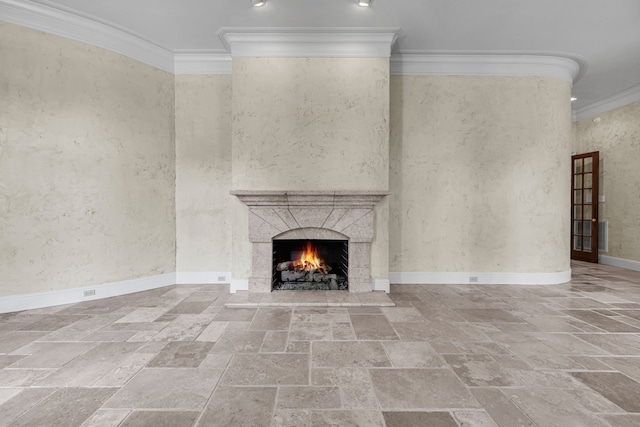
xmin=571 ymin=151 xmax=599 ymax=263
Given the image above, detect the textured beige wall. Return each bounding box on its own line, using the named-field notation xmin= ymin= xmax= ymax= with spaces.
xmin=230 ymin=57 xmax=390 ymax=281
xmin=0 ymin=22 xmax=176 ymax=297
xmin=573 ymin=101 xmax=640 ymax=262
xmin=231 ymin=57 xmax=389 ymax=191
xmin=389 ymin=75 xmax=572 ymax=273
xmin=175 ymin=75 xmax=232 ymax=272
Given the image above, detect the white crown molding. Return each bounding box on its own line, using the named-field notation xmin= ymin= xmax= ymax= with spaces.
xmin=217 ymin=27 xmax=400 ymax=58
xmin=0 ymin=273 xmax=176 ymax=314
xmin=572 ymin=82 xmax=640 ymax=121
xmin=599 ymin=255 xmax=640 ymax=273
xmin=0 ymin=0 xmax=174 ymax=73
xmin=389 ymin=269 xmax=572 ymax=286
xmin=391 ymin=51 xmax=587 ymax=84
xmin=174 ymin=51 xmax=232 ymax=75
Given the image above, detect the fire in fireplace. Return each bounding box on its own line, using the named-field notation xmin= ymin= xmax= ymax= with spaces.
xmin=272 ymin=239 xmax=348 ymax=291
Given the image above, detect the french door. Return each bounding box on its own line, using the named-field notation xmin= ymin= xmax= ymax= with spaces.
xmin=571 ymin=151 xmax=599 ymax=262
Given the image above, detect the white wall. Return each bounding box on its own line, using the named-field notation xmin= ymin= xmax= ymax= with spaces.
xmin=0 ymin=22 xmax=176 ymax=297
xmin=175 ymin=75 xmax=233 ymax=274
xmin=231 ymin=57 xmax=390 ymax=191
xmin=573 ymin=100 xmax=640 ymax=264
xmin=389 ymin=75 xmax=572 ymax=276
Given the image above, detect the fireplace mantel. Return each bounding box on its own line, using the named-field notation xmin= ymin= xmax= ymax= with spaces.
xmin=231 ymin=190 xmax=389 ymax=293
xmin=230 ymin=190 xmax=389 ymax=207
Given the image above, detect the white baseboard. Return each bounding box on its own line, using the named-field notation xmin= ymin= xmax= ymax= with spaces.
xmin=175 ymin=271 xmax=231 ymax=284
xmin=373 ymin=279 xmax=390 ymax=293
xmin=389 ymin=269 xmax=572 ymax=285
xmin=0 ymin=273 xmax=177 ymax=314
xmin=599 ymin=255 xmax=640 ymax=272
xmin=230 ymin=279 xmax=249 ymax=293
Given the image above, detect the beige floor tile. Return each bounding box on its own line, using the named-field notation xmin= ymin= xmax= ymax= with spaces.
xmin=0 ymin=332 xmax=48 ymax=354
xmin=598 ymin=356 xmax=640 ymax=382
xmin=277 ymin=386 xmax=341 ymax=409
xmin=380 ymin=307 xmax=424 ymax=322
xmin=0 ymin=368 xmax=54 ymax=387
xmin=453 ymin=410 xmax=499 ymax=427
xmin=8 ymin=342 xmax=95 ymax=369
xmin=120 ymin=410 xmax=199 ymax=427
xmin=350 ymin=315 xmax=398 ymax=340
xmin=443 ymin=354 xmax=519 ymax=387
xmin=271 ymin=409 xmax=310 ymax=427
xmin=332 ymin=322 xmax=357 ymax=340
xmin=9 ymin=388 xmax=116 ymax=427
xmin=507 ymin=388 xmax=610 ymax=427
xmin=571 ymin=371 xmax=640 ymax=412
xmin=0 ymin=388 xmax=55 ymax=427
xmin=150 ymin=314 xmax=213 ymax=341
xmin=249 ymin=308 xmax=292 ymax=330
xmin=470 ymin=388 xmax=534 ymax=427
xmin=383 ymin=341 xmax=447 ymax=368
xmin=341 ymin=381 xmax=380 ymax=409
xmin=146 ymin=341 xmax=213 ymax=367
xmin=104 ymin=368 xmax=222 ymax=410
xmin=211 ymin=330 xmax=266 ymax=353
xmin=93 ymin=352 xmax=156 ymax=387
xmin=601 ymin=414 xmax=640 ymax=427
xmin=290 ymin=322 xmax=333 ymax=341
xmin=221 ymin=353 xmax=309 ymax=385
xmin=81 ymin=409 xmax=130 ymax=427
xmin=382 ymin=411 xmax=458 ymax=427
xmin=198 ymin=386 xmax=277 ymax=427
xmin=370 ymin=368 xmax=481 ymax=409
xmin=36 ymin=342 xmax=142 ymax=387
xmin=312 ymin=341 xmax=391 ymax=368
xmin=260 ymin=330 xmax=289 ymax=352
xmin=311 ymin=410 xmax=385 ymax=427
xmin=574 ymin=333 xmax=640 ymax=355
xmin=195 ymin=321 xmax=229 ymax=342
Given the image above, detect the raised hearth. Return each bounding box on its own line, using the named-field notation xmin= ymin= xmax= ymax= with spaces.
xmin=231 ymin=191 xmax=388 ymax=293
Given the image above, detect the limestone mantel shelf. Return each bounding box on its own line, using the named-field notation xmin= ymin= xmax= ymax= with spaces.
xmin=230 ymin=190 xmax=390 ymax=207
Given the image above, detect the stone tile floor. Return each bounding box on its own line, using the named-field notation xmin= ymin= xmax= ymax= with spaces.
xmin=1 ymin=261 xmax=640 ymax=426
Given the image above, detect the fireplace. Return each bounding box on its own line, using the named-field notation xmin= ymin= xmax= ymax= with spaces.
xmin=273 ymin=239 xmax=349 ymax=291
xmin=231 ymin=191 xmax=388 ymax=293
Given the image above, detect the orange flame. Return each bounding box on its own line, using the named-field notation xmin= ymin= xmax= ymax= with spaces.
xmin=299 ymin=241 xmax=323 ymax=271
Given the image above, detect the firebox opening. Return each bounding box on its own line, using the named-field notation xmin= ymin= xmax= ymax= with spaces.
xmin=272 ymin=239 xmax=348 ymax=291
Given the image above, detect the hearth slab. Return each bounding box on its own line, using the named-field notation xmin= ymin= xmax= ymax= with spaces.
xmin=225 ymin=291 xmax=395 ymax=308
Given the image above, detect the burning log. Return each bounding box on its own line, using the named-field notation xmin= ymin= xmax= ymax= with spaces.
xmin=277 ymin=260 xmax=332 ymax=275
xmin=282 ymin=270 xmax=307 ymax=281
xmin=277 ymin=261 xmax=296 ymax=271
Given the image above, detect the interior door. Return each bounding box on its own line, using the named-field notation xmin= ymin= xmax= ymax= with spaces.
xmin=571 ymin=151 xmax=599 ymax=262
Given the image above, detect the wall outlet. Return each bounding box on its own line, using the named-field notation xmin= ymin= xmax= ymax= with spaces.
xmin=83 ymin=289 xmax=96 ymax=297
xmin=217 ymin=276 xmax=226 ymax=282
xmin=469 ymin=276 xmax=478 ymax=283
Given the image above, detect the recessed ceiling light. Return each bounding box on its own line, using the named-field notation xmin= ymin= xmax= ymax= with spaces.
xmin=571 ymin=97 xmax=578 ymax=102
xmin=357 ymin=0 xmax=372 ymax=6
xmin=250 ymin=0 xmax=266 ymax=7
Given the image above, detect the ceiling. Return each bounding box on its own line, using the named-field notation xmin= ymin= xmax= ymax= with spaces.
xmin=22 ymin=0 xmax=640 ymax=115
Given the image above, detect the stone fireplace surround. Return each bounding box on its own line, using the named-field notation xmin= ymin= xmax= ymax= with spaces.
xmin=231 ymin=191 xmax=388 ymax=293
